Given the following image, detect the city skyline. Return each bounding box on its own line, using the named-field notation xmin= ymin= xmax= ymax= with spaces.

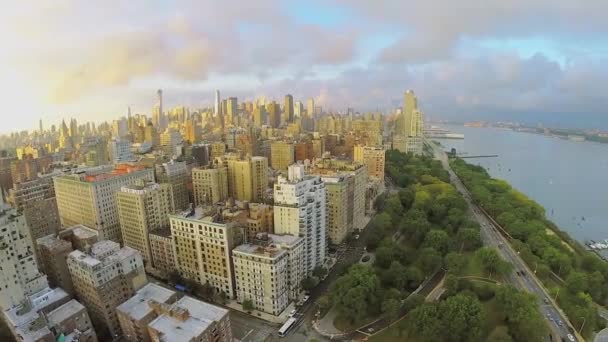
xmin=2 ymin=1 xmax=608 ymax=133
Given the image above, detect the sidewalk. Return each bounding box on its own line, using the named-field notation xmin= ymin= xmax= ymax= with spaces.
xmin=315 ymin=307 xmax=343 ymax=335
xmin=224 ymin=300 xmax=295 ymax=325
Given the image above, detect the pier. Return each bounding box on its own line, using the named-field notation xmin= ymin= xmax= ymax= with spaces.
xmin=460 ymin=155 xmax=499 ymax=158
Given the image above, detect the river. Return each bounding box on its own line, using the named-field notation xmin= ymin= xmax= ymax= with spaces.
xmin=434 ymin=125 xmax=608 ymax=244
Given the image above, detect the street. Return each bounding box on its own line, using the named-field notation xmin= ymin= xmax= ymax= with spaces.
xmin=430 ymin=142 xmax=578 ymax=342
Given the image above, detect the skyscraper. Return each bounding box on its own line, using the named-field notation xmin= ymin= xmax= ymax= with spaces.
xmin=284 ymin=94 xmax=294 ymax=124
xmin=307 ymin=98 xmax=315 ymax=117
xmin=215 ymin=89 xmax=220 ymax=116
xmin=394 ymin=90 xmax=423 ymax=154
xmin=226 ymin=97 xmax=238 ymax=125
xmin=273 ymin=164 xmax=326 ymax=273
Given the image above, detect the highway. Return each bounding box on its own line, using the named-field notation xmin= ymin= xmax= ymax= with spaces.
xmin=430 ymin=142 xmax=579 ymax=342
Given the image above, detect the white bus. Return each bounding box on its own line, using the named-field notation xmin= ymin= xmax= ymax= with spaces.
xmin=278 ymin=317 xmax=297 ymax=337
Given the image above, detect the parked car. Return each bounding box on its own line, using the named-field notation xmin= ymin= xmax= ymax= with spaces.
xmin=288 ymin=309 xmax=297 ymax=317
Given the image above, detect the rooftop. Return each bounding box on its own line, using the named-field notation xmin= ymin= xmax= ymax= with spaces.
xmin=47 ymin=299 xmax=85 ymax=326
xmin=148 ymin=297 xmax=228 ymax=341
xmin=117 ymin=283 xmax=175 ymax=321
xmin=233 ymin=243 xmax=286 ymax=259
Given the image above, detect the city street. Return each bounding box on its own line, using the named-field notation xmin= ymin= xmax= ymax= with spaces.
xmin=430 ymin=142 xmax=578 ymax=342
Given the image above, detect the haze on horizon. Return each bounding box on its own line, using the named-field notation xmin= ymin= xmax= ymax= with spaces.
xmin=2 ymin=0 xmax=608 ymax=133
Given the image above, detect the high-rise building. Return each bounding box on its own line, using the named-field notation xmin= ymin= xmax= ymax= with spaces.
xmin=394 ymin=90 xmax=423 ymax=154
xmin=0 ymin=200 xmax=49 ymax=309
xmin=233 ymin=233 xmax=304 ymax=315
xmin=191 ymin=143 xmax=211 ymax=167
xmin=226 ymin=97 xmax=238 ymax=126
xmin=320 ymin=175 xmax=351 ymax=245
xmin=253 ymin=106 xmax=266 ymax=127
xmin=225 ymin=155 xmax=268 ymax=202
xmin=209 ymin=142 xmax=226 ymax=160
xmin=192 ymin=161 xmax=229 ymax=206
xmin=170 ymin=207 xmax=243 ymax=298
xmin=54 ymin=164 xmax=155 ymax=243
xmin=294 ymin=101 xmax=303 ymax=118
xmin=46 ymin=300 xmax=98 ymax=341
xmin=265 ymin=101 xmax=281 ymax=128
xmin=148 ymin=228 xmax=175 ymax=279
xmin=8 ymin=172 xmax=62 ymax=257
xmin=108 ymin=137 xmax=134 ymax=163
xmin=309 ymin=157 xmax=368 ymax=232
xmin=251 ymin=156 xmax=269 ymax=202
xmin=156 ymin=160 xmax=191 ymax=211
xmin=273 ymin=164 xmax=326 ymax=273
xmin=307 ymin=98 xmax=315 ymax=117
xmin=283 ymin=94 xmax=294 ymax=124
xmin=214 ymin=90 xmax=220 ymax=116
xmin=160 ymin=128 xmax=183 ymax=158
xmin=67 ymin=240 xmax=147 ymax=337
xmin=270 ymin=142 xmax=295 ymax=171
xmin=354 ymin=145 xmax=385 ymax=180
xmin=36 ymin=225 xmax=100 ymax=297
xmin=117 ymin=181 xmax=174 ymax=267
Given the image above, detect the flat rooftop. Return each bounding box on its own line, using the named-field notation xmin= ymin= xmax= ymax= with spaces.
xmin=117 ymin=283 xmax=175 ymax=321
xmin=148 ymin=296 xmax=228 ymax=341
xmin=47 ymin=299 xmax=85 ymax=326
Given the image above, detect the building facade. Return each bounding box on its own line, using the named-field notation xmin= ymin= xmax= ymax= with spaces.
xmin=192 ymin=161 xmax=229 ymax=206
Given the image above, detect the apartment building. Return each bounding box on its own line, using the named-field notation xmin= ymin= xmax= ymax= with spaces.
xmin=54 ymin=164 xmax=155 ymax=243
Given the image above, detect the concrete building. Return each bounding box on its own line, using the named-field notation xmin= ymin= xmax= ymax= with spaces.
xmin=8 ymin=172 xmax=62 ymax=258
xmin=108 ymin=138 xmax=134 ymax=163
xmin=209 ymin=143 xmax=226 ymax=161
xmin=147 ymin=296 xmax=232 ymax=342
xmin=321 ymin=175 xmax=351 ymax=245
xmin=354 ymin=145 xmax=385 ymax=180
xmin=116 ymin=283 xmax=178 ymax=342
xmin=270 ymin=142 xmax=295 ymax=171
xmin=233 ymin=233 xmax=304 ymax=315
xmin=117 ymin=182 xmax=174 ymax=267
xmin=67 ymin=240 xmax=147 ymax=337
xmin=54 ymin=164 xmax=155 ymax=243
xmin=192 ymin=160 xmax=229 ymax=206
xmin=46 ymin=299 xmax=97 ymax=341
xmin=170 ymin=207 xmax=244 ymax=299
xmin=226 ymin=155 xmax=269 ymax=202
xmin=245 ymin=202 xmax=274 ymax=240
xmin=148 ymin=228 xmax=175 ymax=279
xmin=36 ymin=225 xmax=99 ymax=297
xmin=157 ymin=160 xmax=191 ymax=212
xmin=283 ymin=94 xmax=294 ymax=124
xmin=0 ymin=201 xmax=49 ymax=310
xmin=160 ymin=129 xmax=182 ymax=158
xmin=309 ymin=157 xmax=368 ymax=232
xmin=273 ymin=164 xmax=326 ymax=273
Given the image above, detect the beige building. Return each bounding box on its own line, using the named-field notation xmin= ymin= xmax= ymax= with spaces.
xmin=117 ymin=182 xmax=174 ymax=267
xmin=321 ymin=175 xmax=351 ymax=245
xmin=309 ymin=157 xmax=367 ymax=232
xmin=233 ymin=234 xmax=304 ymax=315
xmin=209 ymin=143 xmax=226 ymax=160
xmin=67 ymin=240 xmax=147 ymax=337
xmin=54 ymin=165 xmax=155 ymax=243
xmin=156 ymin=160 xmax=190 ymax=211
xmin=8 ymin=172 xmax=62 ymax=258
xmin=147 ymin=296 xmax=232 ymax=342
xmin=46 ymin=299 xmax=98 ymax=342
xmin=245 ymin=202 xmax=274 ymax=240
xmin=226 ymin=155 xmax=269 ymax=202
xmin=270 ymin=142 xmax=295 ymax=171
xmin=148 ymin=228 xmax=176 ymax=279
xmin=354 ymin=145 xmax=385 ymax=181
xmin=393 ymin=90 xmax=424 ymax=154
xmin=192 ymin=160 xmax=229 ymax=206
xmin=117 ymin=283 xmax=178 ymax=342
xmin=170 ymin=208 xmax=243 ymax=299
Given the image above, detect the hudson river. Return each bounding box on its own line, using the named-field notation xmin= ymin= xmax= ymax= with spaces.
xmin=436 ymin=125 xmax=608 ymax=244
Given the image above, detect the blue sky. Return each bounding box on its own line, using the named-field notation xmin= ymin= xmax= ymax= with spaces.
xmin=1 ymin=0 xmax=608 ymax=133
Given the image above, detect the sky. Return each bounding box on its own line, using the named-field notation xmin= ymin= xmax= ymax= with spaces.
xmin=2 ymin=0 xmax=608 ymax=133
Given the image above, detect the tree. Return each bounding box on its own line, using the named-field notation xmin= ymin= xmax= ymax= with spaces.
xmin=417 ymin=248 xmax=442 ymax=274
xmin=375 ymin=246 xmax=396 ymax=269
xmin=423 ymin=229 xmax=449 ymax=255
xmin=487 ymin=326 xmax=514 ymax=342
xmin=301 ymin=277 xmax=319 ymax=291
xmin=167 ymin=271 xmax=183 ymax=285
xmin=242 ymin=299 xmax=254 ymax=312
xmin=398 ymin=187 xmax=415 ymax=210
xmin=565 ymin=272 xmax=589 ymax=294
xmin=475 ymin=247 xmax=512 ymax=276
xmin=313 ymin=266 xmax=328 ymax=279
xmin=381 ymin=288 xmax=402 ymax=322
xmin=381 ymin=261 xmax=408 ymax=290
xmin=408 ymin=303 xmax=442 ymax=341
xmin=331 ymin=265 xmax=381 ymax=322
xmin=444 ymin=252 xmax=467 ymax=275
xmin=439 ymin=294 xmax=483 ymax=342
xmin=495 ymin=286 xmax=548 ymax=342
xmin=317 ymin=295 xmax=331 ymax=313
xmin=456 ymin=228 xmax=482 ymax=251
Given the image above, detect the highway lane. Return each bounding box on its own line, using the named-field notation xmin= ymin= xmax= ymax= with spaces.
xmin=430 ymin=142 xmax=578 ymax=342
